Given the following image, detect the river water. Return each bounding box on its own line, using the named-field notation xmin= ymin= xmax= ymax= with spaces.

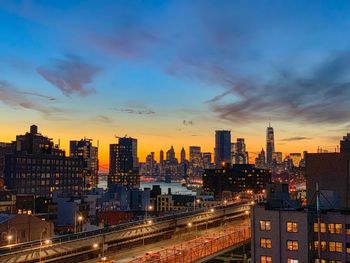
xmin=98 ymin=175 xmax=194 ymax=195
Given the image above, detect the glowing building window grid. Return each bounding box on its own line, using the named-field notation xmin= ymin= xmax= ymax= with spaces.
xmin=260 ymin=220 xmax=271 ymax=231
xmin=260 ymin=255 xmax=272 ymax=263
xmin=260 ymin=238 xmax=272 ymax=249
xmin=287 ymin=222 xmax=298 ymax=233
xmin=287 ymin=240 xmax=299 ymax=251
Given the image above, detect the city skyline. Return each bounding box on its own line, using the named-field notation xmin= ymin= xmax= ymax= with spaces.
xmin=1 ymin=1 xmax=350 ymax=170
xmin=0 ymin=122 xmax=339 ymax=172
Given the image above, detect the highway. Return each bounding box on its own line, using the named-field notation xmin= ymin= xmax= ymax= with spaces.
xmin=0 ymin=201 xmax=251 ymax=263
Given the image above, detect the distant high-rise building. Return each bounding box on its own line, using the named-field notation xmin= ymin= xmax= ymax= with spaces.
xmin=266 ymin=124 xmax=275 ymax=166
xmin=231 ymin=138 xmax=248 ymax=164
xmin=255 ymin=148 xmax=266 ymax=168
xmin=289 ymin=153 xmax=302 ymax=167
xmin=159 ymin=150 xmax=164 ymax=164
xmin=109 ymin=137 xmax=139 ymax=188
xmin=70 ymin=139 xmax=99 ymax=190
xmin=272 ymin=151 xmax=283 ymax=164
xmin=145 ymin=152 xmax=156 ymax=176
xmin=180 ymin=147 xmax=186 ymax=164
xmin=202 ymin=152 xmax=212 ymax=169
xmin=189 ymin=146 xmax=201 ymax=167
xmin=5 ymin=125 xmax=84 ymax=198
xmin=214 ymin=130 xmax=231 ymax=166
xmin=166 ymin=146 xmax=176 ymax=161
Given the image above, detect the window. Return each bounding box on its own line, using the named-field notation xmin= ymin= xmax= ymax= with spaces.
xmin=260 ymin=256 xmax=272 ymax=263
xmin=260 ymin=238 xmax=272 ymax=248
xmin=329 ymin=241 xmax=342 ymax=252
xmin=314 ymin=223 xmax=326 ymax=233
xmin=346 ymin=224 xmax=350 ymax=235
xmin=314 ymin=241 xmax=327 ymax=252
xmin=314 ymin=260 xmax=326 ymax=263
xmin=347 ymin=243 xmax=350 ymax=254
xmin=328 ymin=223 xmax=342 ymax=234
xmin=260 ymin=220 xmax=271 ymax=231
xmin=287 ymin=240 xmax=299 ymax=251
xmin=329 ymin=261 xmax=342 ymax=263
xmin=288 ymin=259 xmax=299 ymax=263
xmin=287 ymin=222 xmax=298 ymax=233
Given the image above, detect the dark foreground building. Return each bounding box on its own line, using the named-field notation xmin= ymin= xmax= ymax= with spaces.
xmin=4 ymin=125 xmax=85 ymax=198
xmin=203 ymin=163 xmax=271 ymax=198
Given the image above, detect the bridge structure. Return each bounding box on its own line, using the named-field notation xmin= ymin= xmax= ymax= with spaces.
xmin=0 ymin=201 xmax=252 ymax=263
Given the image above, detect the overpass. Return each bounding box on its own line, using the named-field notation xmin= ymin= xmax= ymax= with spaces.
xmin=0 ymin=202 xmax=252 ymax=263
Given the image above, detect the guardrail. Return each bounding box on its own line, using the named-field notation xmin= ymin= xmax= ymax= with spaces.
xmin=0 ymin=202 xmax=251 ymax=262
xmin=127 ymin=224 xmax=251 ymax=263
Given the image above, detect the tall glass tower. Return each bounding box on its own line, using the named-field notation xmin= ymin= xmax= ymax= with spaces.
xmin=266 ymin=124 xmax=275 ymax=166
xmin=214 ymin=130 xmax=231 ymax=166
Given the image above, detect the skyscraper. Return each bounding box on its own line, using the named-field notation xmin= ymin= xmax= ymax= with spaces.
xmin=189 ymin=146 xmax=201 ymax=168
xmin=214 ymin=130 xmax=231 ymax=166
xmin=159 ymin=150 xmax=164 ymax=164
xmin=166 ymin=146 xmax=176 ymax=162
xmin=266 ymin=124 xmax=275 ymax=166
xmin=70 ymin=139 xmax=99 ymax=190
xmin=180 ymin=147 xmax=186 ymax=164
xmin=109 ymin=137 xmax=139 ymax=188
xmin=231 ymin=138 xmax=248 ymax=164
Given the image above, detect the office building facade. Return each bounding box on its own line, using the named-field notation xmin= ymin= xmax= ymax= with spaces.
xmin=109 ymin=137 xmax=139 ymax=188
xmin=214 ymin=130 xmax=231 ymax=166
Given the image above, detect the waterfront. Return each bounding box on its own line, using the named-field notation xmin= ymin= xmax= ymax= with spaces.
xmin=98 ymin=175 xmax=195 ymax=195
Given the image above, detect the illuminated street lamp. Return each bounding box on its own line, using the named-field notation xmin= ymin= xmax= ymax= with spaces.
xmin=92 ymin=243 xmax=99 ymax=249
xmin=206 ymin=208 xmax=215 ymax=230
xmin=187 ymin=222 xmax=192 ymax=227
xmin=251 ymin=200 xmax=255 ymax=205
xmin=74 ymin=213 xmax=84 ymax=233
xmin=223 ymin=200 xmax=228 ymax=206
xmin=193 ymin=198 xmax=201 ymax=211
xmin=7 ymin=235 xmax=13 ymax=245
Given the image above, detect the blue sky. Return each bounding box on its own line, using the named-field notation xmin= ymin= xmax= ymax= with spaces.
xmin=1 ymin=0 xmax=350 ymax=167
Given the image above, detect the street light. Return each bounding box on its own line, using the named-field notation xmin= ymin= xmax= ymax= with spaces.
xmin=74 ymin=213 xmax=84 ymax=233
xmin=193 ymin=198 xmax=200 ymax=211
xmin=207 ymin=208 xmax=215 ymax=230
xmin=7 ymin=235 xmax=13 ymax=245
xmin=92 ymin=243 xmax=99 ymax=249
xmin=187 ymin=222 xmax=192 ymax=227
xmin=145 ymin=205 xmax=153 ymax=221
xmin=223 ymin=200 xmax=228 ymax=206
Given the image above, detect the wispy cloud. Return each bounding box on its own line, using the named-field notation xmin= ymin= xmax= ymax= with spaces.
xmin=208 ymin=51 xmax=350 ymax=124
xmin=37 ymin=54 xmax=100 ymax=97
xmin=93 ymin=115 xmax=114 ymax=123
xmin=281 ymin=136 xmax=312 ymax=142
xmin=117 ymin=108 xmax=155 ymax=115
xmin=0 ymin=80 xmax=61 ymax=115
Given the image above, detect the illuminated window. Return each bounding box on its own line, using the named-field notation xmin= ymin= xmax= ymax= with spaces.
xmin=314 ymin=241 xmax=327 ymax=252
xmin=347 ymin=243 xmax=350 ymax=254
xmin=328 ymin=223 xmax=342 ymax=234
xmin=314 ymin=223 xmax=326 ymax=233
xmin=329 ymin=241 xmax=342 ymax=252
xmin=288 ymin=259 xmax=299 ymax=263
xmin=260 ymin=220 xmax=271 ymax=231
xmin=287 ymin=222 xmax=298 ymax=233
xmin=287 ymin=240 xmax=299 ymax=251
xmin=260 ymin=255 xmax=272 ymax=263
xmin=260 ymin=238 xmax=272 ymax=249
xmin=346 ymin=224 xmax=350 ymax=235
xmin=314 ymin=260 xmax=326 ymax=263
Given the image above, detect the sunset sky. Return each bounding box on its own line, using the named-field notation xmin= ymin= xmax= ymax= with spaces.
xmin=1 ymin=1 xmax=350 ymax=171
